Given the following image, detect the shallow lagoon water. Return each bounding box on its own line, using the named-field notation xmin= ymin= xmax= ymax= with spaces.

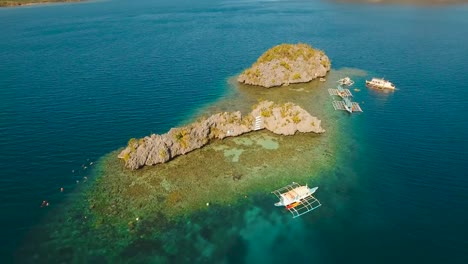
xmin=1 ymin=0 xmax=468 ymax=263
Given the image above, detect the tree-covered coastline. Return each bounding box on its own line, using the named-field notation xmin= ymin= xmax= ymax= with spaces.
xmin=0 ymin=0 xmax=82 ymax=7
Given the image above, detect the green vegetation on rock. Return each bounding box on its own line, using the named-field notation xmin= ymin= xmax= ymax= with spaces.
xmin=260 ymin=107 xmax=272 ymax=117
xmin=280 ymin=61 xmax=292 ymax=70
xmin=256 ymin=43 xmax=318 ymax=64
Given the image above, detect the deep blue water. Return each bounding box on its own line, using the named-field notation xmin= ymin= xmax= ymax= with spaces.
xmin=1 ymin=0 xmax=467 ymax=263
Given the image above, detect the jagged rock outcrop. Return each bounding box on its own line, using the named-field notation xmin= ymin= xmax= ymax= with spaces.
xmin=118 ymin=101 xmax=325 ymax=170
xmin=238 ymin=43 xmax=331 ymax=88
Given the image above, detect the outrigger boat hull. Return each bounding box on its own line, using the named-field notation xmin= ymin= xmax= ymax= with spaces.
xmin=271 ymin=182 xmax=322 ymax=218
xmin=274 ymin=186 xmax=318 ymax=207
xmin=343 ymin=97 xmax=353 ymax=113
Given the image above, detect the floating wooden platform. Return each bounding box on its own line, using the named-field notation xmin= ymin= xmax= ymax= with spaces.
xmin=328 ymin=88 xmax=353 ymax=97
xmin=332 ymin=101 xmax=363 ymax=112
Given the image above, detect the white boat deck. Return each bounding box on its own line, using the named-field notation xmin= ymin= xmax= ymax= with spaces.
xmin=332 ymin=101 xmax=363 ymax=112
xmin=272 ymin=182 xmax=321 ymax=218
xmin=366 ymin=78 xmax=396 ymax=90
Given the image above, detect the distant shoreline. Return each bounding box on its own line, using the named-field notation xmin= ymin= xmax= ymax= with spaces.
xmin=0 ymin=0 xmax=83 ymax=8
xmin=332 ymin=0 xmax=467 ymax=6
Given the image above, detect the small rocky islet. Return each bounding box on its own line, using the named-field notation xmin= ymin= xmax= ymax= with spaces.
xmin=237 ymin=43 xmax=331 ymax=88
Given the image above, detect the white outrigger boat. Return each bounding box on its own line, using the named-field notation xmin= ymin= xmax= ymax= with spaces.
xmin=332 ymin=97 xmax=363 ymax=113
xmin=272 ymin=182 xmax=321 ymax=218
xmin=329 ymin=85 xmax=363 ymax=113
xmin=337 ymin=77 xmax=354 ymax=86
xmin=366 ymin=78 xmax=396 ymax=90
xmin=328 ymin=85 xmax=353 ymax=99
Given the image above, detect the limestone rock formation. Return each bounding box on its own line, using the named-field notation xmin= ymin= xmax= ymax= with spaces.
xmin=237 ymin=43 xmax=331 ymax=88
xmin=118 ymin=101 xmax=325 ymax=170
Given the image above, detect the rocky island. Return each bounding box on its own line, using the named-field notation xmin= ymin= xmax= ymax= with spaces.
xmin=118 ymin=101 xmax=325 ymax=170
xmin=237 ymin=43 xmax=331 ymax=88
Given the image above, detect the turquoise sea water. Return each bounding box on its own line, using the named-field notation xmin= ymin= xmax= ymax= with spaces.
xmin=1 ymin=0 xmax=467 ymax=263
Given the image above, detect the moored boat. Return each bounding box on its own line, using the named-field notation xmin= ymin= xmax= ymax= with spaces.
xmin=343 ymin=97 xmax=353 ymax=113
xmin=271 ymin=182 xmax=322 ymax=218
xmin=274 ymin=185 xmax=318 ymax=206
xmin=366 ymin=78 xmax=396 ymax=90
xmin=337 ymin=77 xmax=354 ymax=86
